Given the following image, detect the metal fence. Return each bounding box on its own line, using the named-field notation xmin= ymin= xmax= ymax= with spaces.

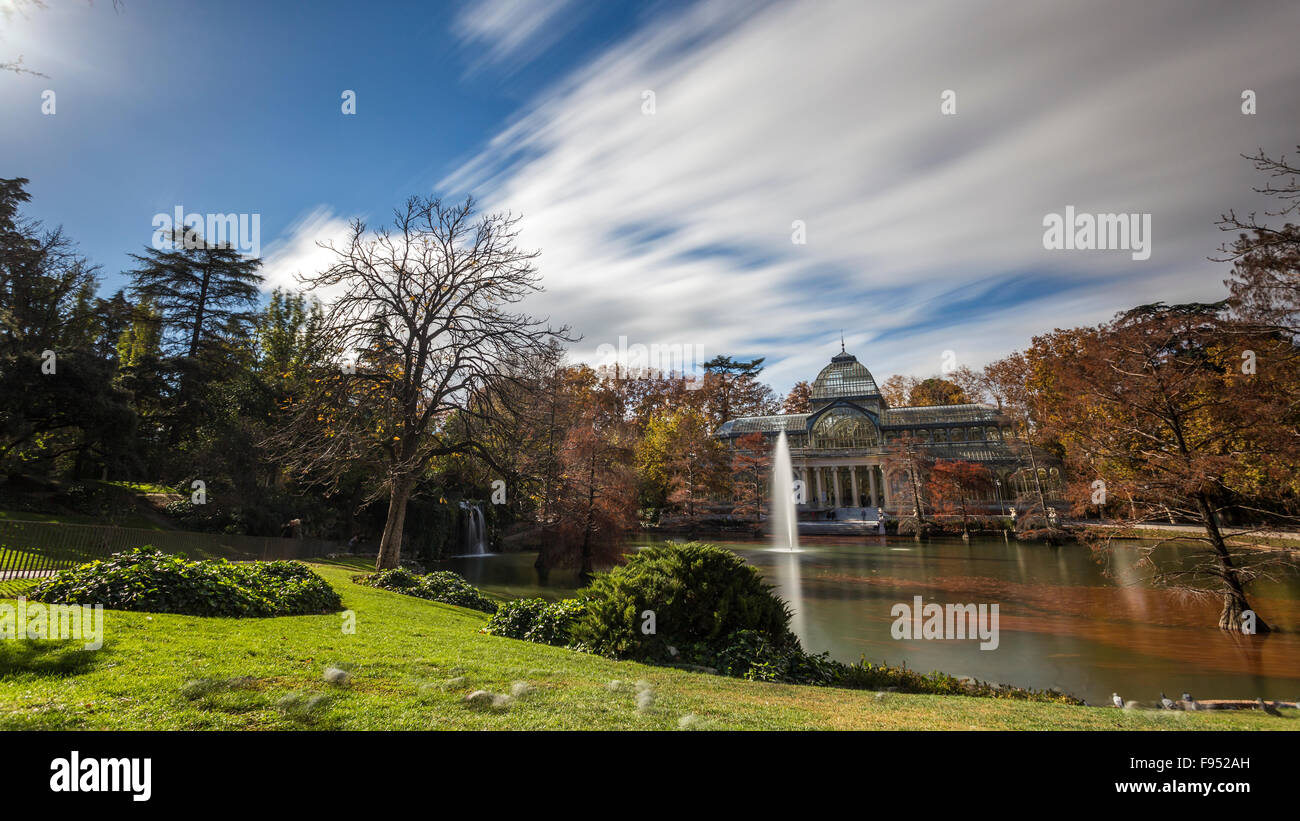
xmin=0 ymin=519 xmax=342 ymax=581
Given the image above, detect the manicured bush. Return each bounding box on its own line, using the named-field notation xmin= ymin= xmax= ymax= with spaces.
xmin=572 ymin=541 xmax=795 ymax=663
xmin=28 ymin=548 xmax=343 ymax=617
xmin=357 ymin=568 xmax=497 ymax=614
xmin=485 ymin=597 xmax=587 ymax=647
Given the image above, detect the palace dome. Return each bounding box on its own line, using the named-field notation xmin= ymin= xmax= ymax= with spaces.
xmin=810 ymin=350 xmax=880 ymax=401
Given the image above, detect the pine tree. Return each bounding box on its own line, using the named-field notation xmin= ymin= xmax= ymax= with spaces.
xmin=127 ymin=228 xmax=263 ymax=361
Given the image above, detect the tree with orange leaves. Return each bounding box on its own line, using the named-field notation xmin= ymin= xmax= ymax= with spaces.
xmin=927 ymin=459 xmax=993 ymax=535
xmin=730 ymin=432 xmax=770 ymax=523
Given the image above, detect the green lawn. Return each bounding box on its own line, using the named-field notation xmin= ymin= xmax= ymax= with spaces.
xmin=0 ymin=508 xmax=168 ymax=530
xmin=0 ymin=560 xmax=1293 ymax=731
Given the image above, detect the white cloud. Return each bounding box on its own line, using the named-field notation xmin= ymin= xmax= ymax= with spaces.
xmin=453 ymin=0 xmax=580 ymax=72
xmin=259 ymin=206 xmax=356 ymax=305
xmin=444 ymin=0 xmax=1300 ymax=394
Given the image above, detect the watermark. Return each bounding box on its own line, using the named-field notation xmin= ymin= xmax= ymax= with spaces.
xmin=1042 ymin=206 xmax=1151 ymax=261
xmin=1241 ymin=349 xmax=1256 ymax=374
xmin=890 ymin=595 xmax=999 ymax=650
xmin=50 ymin=751 xmax=151 ymax=802
xmin=0 ymin=597 xmax=103 ymax=650
xmin=151 ymin=206 xmax=261 ymax=258
xmin=594 ymin=336 xmax=706 ymax=389
xmin=940 ymin=349 xmax=957 ymax=374
xmin=1091 ymin=478 xmax=1107 ymax=505
xmin=940 ymin=89 xmax=956 ymax=115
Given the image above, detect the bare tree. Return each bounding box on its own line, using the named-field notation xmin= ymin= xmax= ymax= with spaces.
xmin=270 ymin=196 xmax=569 ymax=569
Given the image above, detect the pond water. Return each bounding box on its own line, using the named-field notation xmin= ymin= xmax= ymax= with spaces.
xmin=433 ymin=535 xmax=1300 ymax=705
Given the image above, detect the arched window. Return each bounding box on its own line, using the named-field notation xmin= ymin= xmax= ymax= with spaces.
xmin=811 ymin=407 xmax=879 ymax=449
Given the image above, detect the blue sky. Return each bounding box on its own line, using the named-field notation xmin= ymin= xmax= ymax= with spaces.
xmin=4 ymin=0 xmax=1299 ymax=393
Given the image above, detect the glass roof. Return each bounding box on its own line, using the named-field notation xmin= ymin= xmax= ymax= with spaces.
xmin=715 ymin=414 xmax=809 ymax=436
xmin=810 ymin=351 xmax=879 ymax=399
xmin=883 ymin=404 xmax=1003 ymax=425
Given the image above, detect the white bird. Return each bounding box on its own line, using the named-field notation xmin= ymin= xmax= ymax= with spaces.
xmin=1182 ymin=692 xmax=1198 ymax=711
xmin=1160 ymin=692 xmax=1175 ymax=710
xmin=1112 ymin=692 xmax=1124 ymax=708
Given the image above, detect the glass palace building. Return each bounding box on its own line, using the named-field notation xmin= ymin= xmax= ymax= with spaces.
xmin=714 ymin=348 xmax=1063 ymax=517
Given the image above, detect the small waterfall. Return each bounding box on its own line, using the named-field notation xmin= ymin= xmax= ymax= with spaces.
xmin=770 ymin=431 xmax=800 ymax=552
xmin=459 ymin=502 xmax=487 ymax=555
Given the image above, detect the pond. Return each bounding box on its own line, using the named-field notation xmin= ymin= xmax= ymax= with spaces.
xmin=432 ymin=534 xmax=1300 ymax=705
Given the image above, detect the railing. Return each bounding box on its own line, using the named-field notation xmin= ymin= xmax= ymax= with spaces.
xmin=0 ymin=519 xmax=342 ymax=581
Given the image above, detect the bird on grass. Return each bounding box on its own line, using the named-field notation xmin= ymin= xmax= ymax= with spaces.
xmin=1182 ymin=692 xmax=1198 ymax=711
xmin=1160 ymin=692 xmax=1175 ymax=710
xmin=1257 ymin=697 xmax=1281 ymax=717
xmin=1112 ymin=692 xmax=1124 ymax=708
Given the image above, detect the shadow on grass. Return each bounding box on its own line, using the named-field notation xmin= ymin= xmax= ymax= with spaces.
xmin=0 ymin=639 xmax=105 ymax=678
xmin=310 ymin=556 xmax=375 ymax=571
xmin=0 ymin=580 xmax=36 ymax=599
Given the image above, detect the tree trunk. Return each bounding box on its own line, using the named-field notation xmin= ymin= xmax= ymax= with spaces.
xmin=376 ymin=476 xmax=415 ymax=570
xmin=1196 ymin=493 xmax=1269 ymax=633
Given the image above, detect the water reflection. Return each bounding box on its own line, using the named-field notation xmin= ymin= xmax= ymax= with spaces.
xmin=433 ymin=535 xmax=1300 ymax=705
xmin=771 ymin=547 xmax=807 ymax=646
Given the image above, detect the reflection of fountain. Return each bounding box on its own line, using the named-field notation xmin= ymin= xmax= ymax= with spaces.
xmin=770 ymin=431 xmax=800 ymax=552
xmin=459 ymin=502 xmax=487 ymax=556
xmin=773 ymin=548 xmax=808 ymax=648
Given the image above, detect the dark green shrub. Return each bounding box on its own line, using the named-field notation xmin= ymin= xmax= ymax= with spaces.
xmin=485 ymin=598 xmax=548 ymax=640
xmin=528 ymin=598 xmax=587 ymax=646
xmin=572 ymin=541 xmax=794 ymax=662
xmin=485 ymin=597 xmax=587 ymax=646
xmin=28 ymin=548 xmax=342 ymax=617
xmin=357 ymin=568 xmax=497 ymax=614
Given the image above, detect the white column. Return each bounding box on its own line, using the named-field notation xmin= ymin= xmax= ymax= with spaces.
xmin=850 ymin=467 xmax=860 ymax=509
xmin=832 ymin=467 xmax=842 ymax=508
xmin=815 ymin=468 xmax=825 ymax=506
xmin=868 ymin=465 xmax=878 ymax=509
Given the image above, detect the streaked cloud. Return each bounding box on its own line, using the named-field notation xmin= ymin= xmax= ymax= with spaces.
xmin=453 ymin=0 xmax=581 ymax=73
xmin=259 ymin=206 xmax=357 ymax=305
xmin=440 ymin=0 xmax=1300 ymax=392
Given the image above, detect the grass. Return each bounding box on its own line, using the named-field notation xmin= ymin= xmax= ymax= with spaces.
xmin=0 ymin=508 xmax=168 ymax=530
xmin=97 ymin=480 xmax=178 ymax=496
xmin=0 ymin=558 xmax=1293 ymax=731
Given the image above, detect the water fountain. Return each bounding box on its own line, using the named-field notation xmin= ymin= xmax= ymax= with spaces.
xmin=770 ymin=430 xmax=800 ymax=552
